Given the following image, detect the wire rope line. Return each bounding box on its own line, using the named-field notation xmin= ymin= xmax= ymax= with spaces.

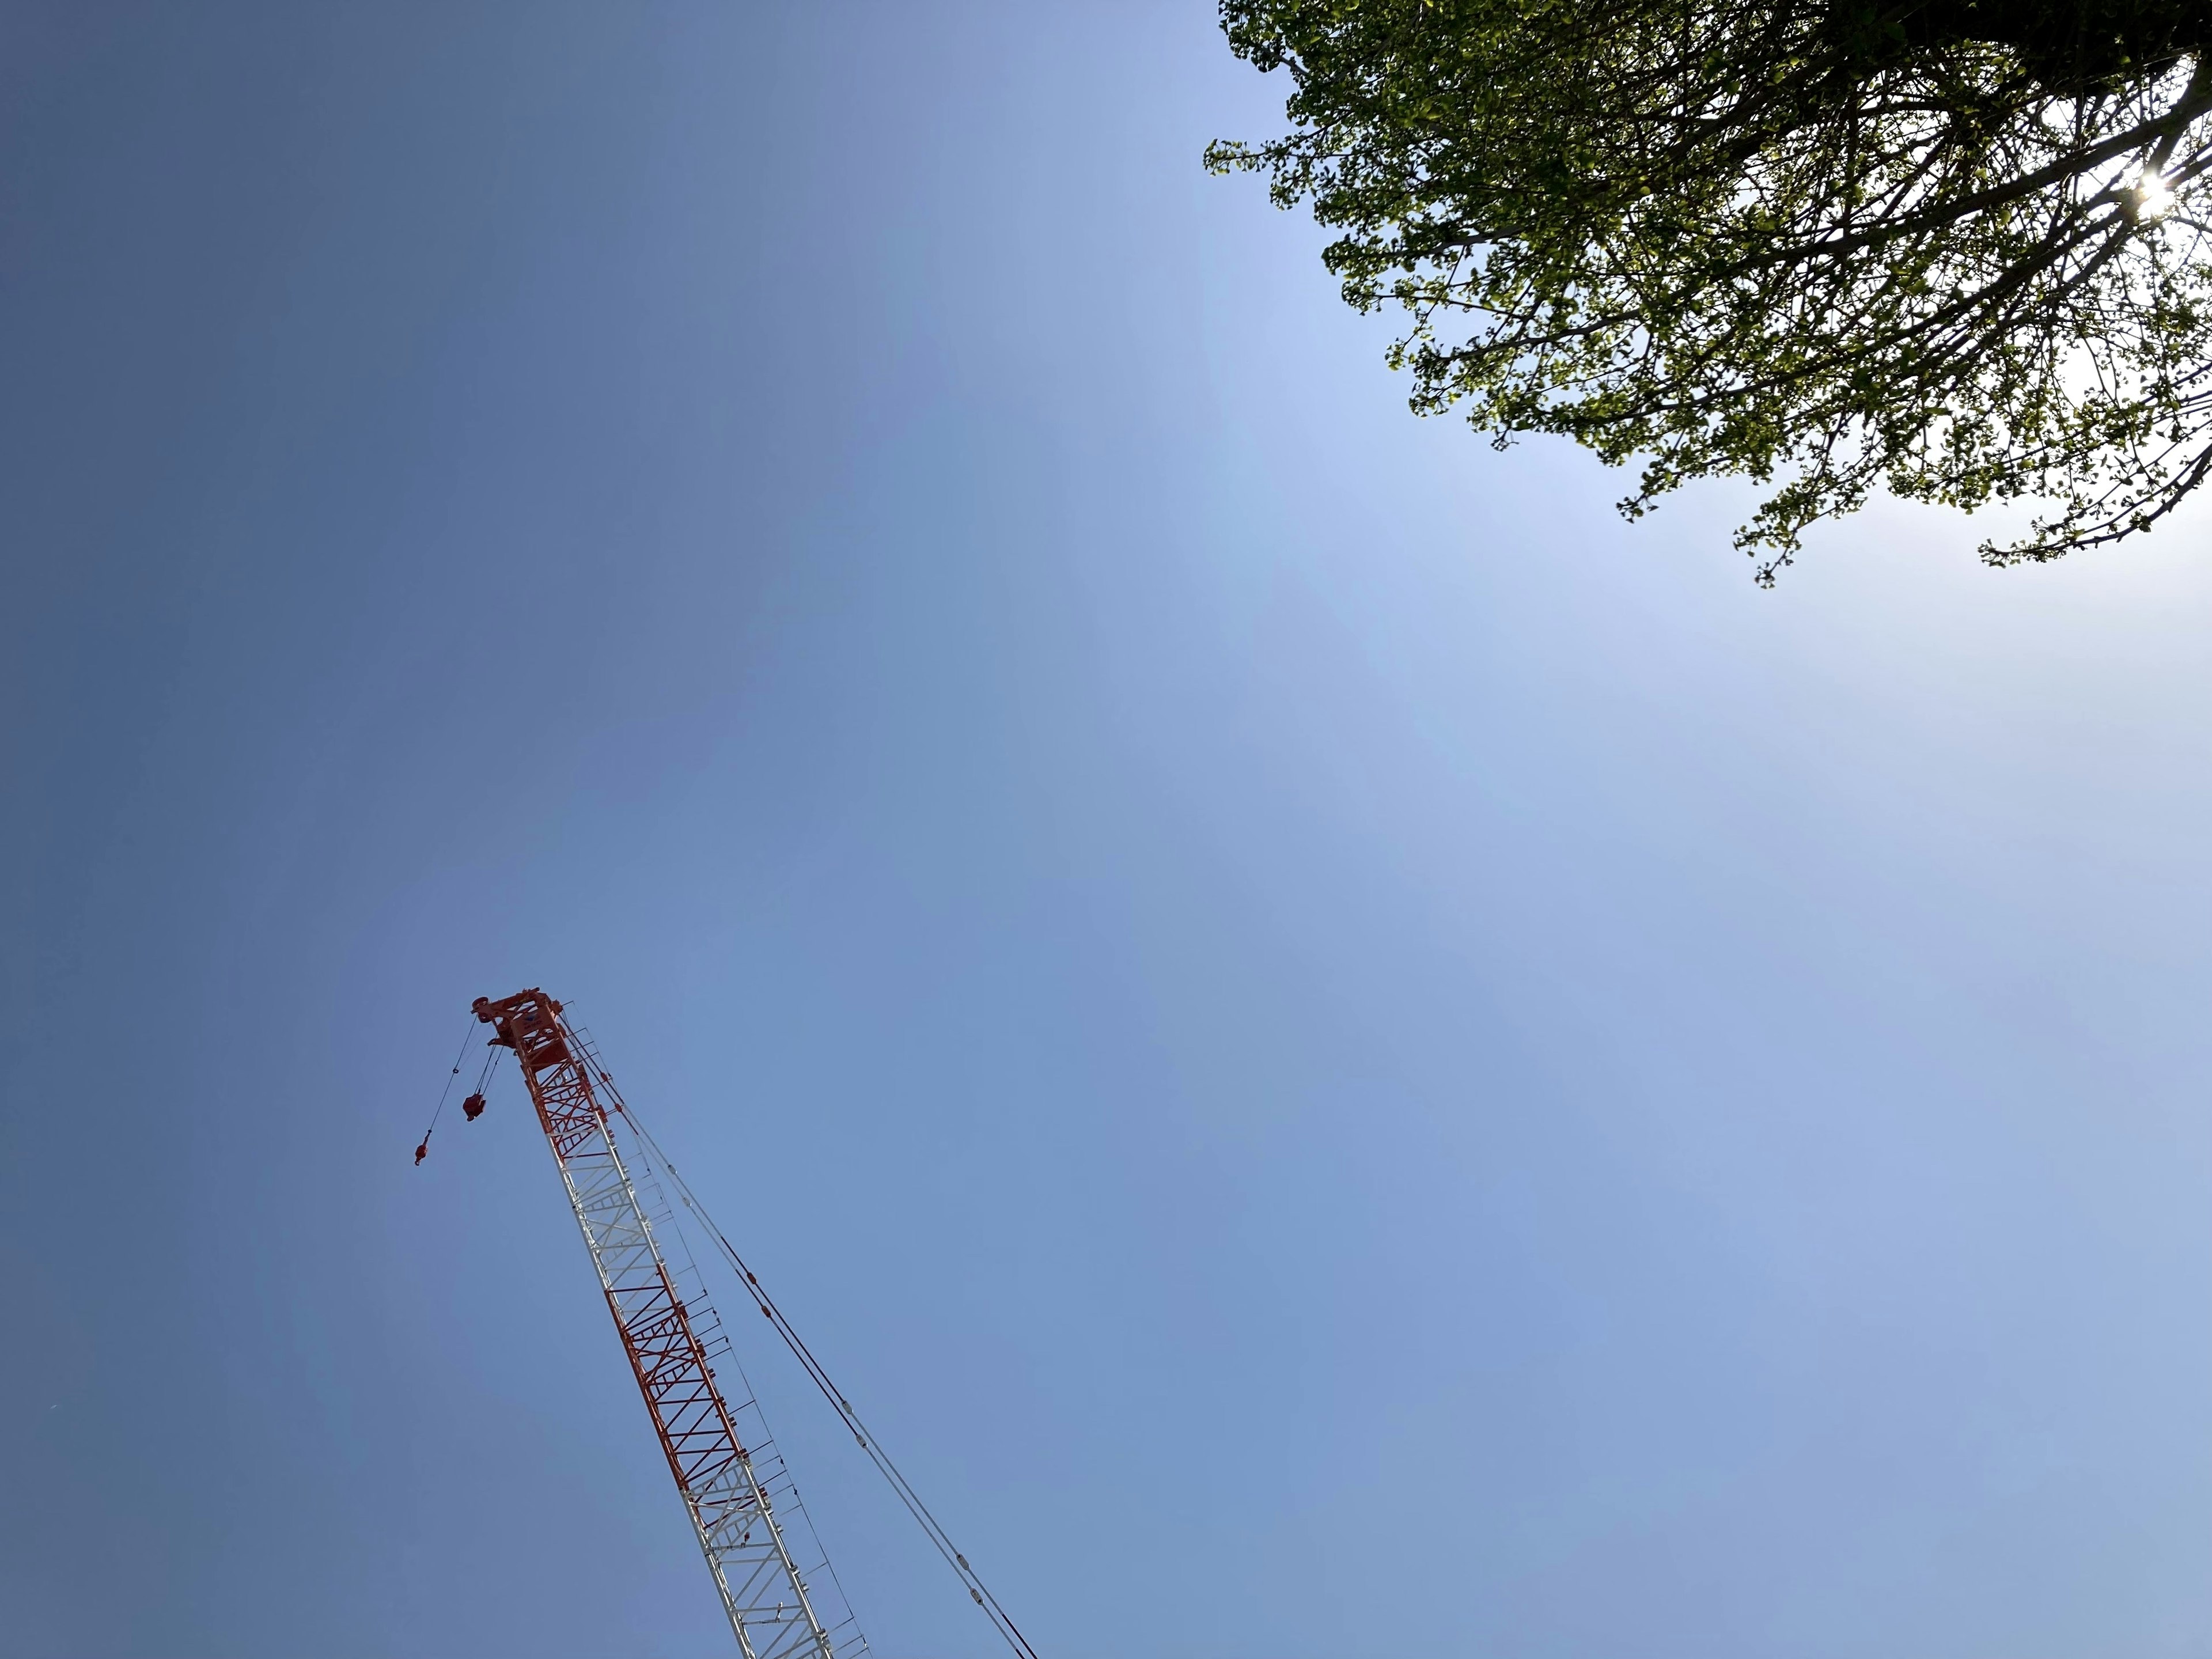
xmin=608 ymin=1094 xmax=1043 ymax=1659
xmin=413 ymin=1016 xmax=480 ymax=1162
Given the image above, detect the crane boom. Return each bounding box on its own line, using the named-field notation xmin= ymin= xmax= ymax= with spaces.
xmin=472 ymin=988 xmax=863 ymax=1659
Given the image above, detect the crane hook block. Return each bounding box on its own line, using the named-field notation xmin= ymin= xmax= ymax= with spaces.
xmin=414 ymin=1140 xmax=429 ymax=1165
xmin=462 ymin=1092 xmax=486 ymax=1122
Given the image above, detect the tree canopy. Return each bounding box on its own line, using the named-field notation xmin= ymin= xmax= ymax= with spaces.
xmin=1208 ymin=0 xmax=2212 ymax=578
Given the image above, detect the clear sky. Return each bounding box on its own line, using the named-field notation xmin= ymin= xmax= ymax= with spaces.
xmin=5 ymin=5 xmax=2211 ymax=1658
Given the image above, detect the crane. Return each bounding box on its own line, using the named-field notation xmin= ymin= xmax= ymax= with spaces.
xmin=438 ymin=987 xmax=1039 ymax=1659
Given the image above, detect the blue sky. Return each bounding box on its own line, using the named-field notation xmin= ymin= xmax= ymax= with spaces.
xmin=5 ymin=5 xmax=2211 ymax=1657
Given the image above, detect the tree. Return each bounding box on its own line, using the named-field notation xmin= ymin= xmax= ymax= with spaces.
xmin=1207 ymin=0 xmax=2212 ymax=578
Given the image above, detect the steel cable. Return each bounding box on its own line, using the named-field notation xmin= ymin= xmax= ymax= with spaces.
xmin=412 ymin=1016 xmax=482 ymax=1161
xmin=609 ymin=1094 xmax=1043 ymax=1659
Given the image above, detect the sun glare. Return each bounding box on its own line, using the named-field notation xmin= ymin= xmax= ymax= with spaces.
xmin=2135 ymin=168 xmax=2177 ymax=221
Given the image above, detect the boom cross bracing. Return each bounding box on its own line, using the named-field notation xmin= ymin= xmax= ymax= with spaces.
xmin=431 ymin=988 xmax=1043 ymax=1659
xmin=471 ymin=988 xmax=862 ymax=1659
